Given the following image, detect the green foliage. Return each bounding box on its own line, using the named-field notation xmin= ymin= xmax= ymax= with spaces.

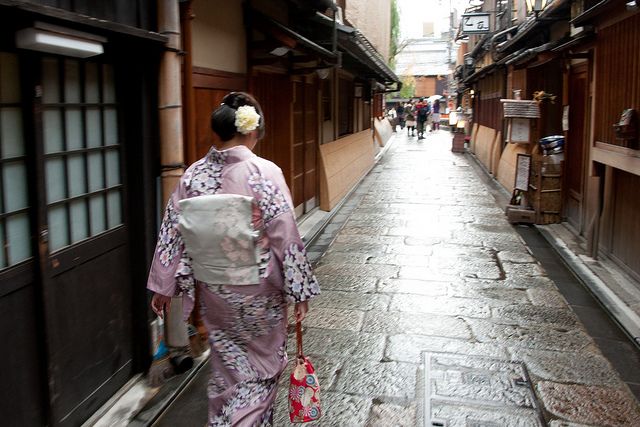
xmin=389 ymin=0 xmax=400 ymax=69
xmin=398 ymin=75 xmax=415 ymax=99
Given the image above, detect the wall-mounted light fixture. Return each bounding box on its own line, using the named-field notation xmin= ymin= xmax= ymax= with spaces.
xmin=626 ymin=0 xmax=638 ymax=10
xmin=16 ymin=22 xmax=105 ymax=58
xmin=525 ymin=0 xmax=549 ymax=18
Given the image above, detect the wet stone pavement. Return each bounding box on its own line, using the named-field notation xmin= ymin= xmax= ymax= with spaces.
xmin=272 ymin=130 xmax=640 ymax=426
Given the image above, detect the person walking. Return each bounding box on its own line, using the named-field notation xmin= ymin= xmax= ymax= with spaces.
xmin=387 ymin=106 xmax=397 ymax=131
xmin=396 ymin=102 xmax=406 ymax=130
xmin=405 ymin=102 xmax=416 ymax=137
xmin=431 ymin=98 xmax=441 ymax=131
xmin=415 ymin=97 xmax=430 ymax=139
xmin=147 ymin=91 xmax=320 ymax=426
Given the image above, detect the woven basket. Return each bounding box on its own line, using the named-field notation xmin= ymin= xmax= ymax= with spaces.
xmin=501 ymin=100 xmax=540 ymax=119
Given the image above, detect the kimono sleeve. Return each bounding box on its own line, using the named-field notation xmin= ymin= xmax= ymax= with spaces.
xmin=248 ymin=167 xmax=320 ymax=303
xmin=147 ymin=182 xmax=195 ymax=301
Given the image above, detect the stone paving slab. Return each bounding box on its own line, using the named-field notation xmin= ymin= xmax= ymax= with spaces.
xmin=466 ymin=318 xmax=594 ymax=352
xmin=536 ymin=382 xmax=640 ymax=426
xmin=377 ymin=278 xmax=449 ymax=296
xmin=361 ymin=311 xmax=471 ymax=339
xmin=281 ymin=132 xmax=640 ymax=426
xmin=312 ymin=274 xmax=378 ymax=293
xmin=423 ymin=352 xmax=546 ymax=426
xmin=387 ymin=335 xmax=510 ymax=364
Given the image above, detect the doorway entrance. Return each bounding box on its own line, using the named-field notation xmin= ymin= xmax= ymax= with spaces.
xmin=0 ymin=52 xmax=135 ymax=426
xmin=564 ymin=62 xmax=589 ymax=232
xmin=293 ymin=76 xmax=319 ymax=216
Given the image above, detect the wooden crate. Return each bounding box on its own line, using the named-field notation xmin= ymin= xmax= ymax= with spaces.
xmin=527 ymin=160 xmax=562 ymax=224
xmin=506 ymin=206 xmax=536 ymax=224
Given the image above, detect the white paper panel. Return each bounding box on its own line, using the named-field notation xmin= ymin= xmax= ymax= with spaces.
xmin=107 ymin=190 xmax=122 ymax=228
xmin=43 ymin=110 xmax=64 ymax=153
xmin=6 ymin=213 xmax=30 ymax=265
xmin=46 ymin=157 xmax=66 ymax=203
xmin=1 ymin=108 xmax=24 ymax=157
xmin=48 ymin=205 xmax=68 ymax=251
xmin=70 ymin=199 xmax=88 ymax=243
xmin=2 ymin=161 xmax=28 ymax=212
xmin=85 ymin=108 xmax=102 ymax=148
xmin=90 ymin=195 xmax=106 ymax=236
xmin=67 ymin=154 xmax=86 ymax=197
xmin=65 ymin=108 xmax=83 ymax=150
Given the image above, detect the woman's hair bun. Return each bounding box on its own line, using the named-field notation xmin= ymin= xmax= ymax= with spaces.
xmin=210 ymin=92 xmax=265 ymax=142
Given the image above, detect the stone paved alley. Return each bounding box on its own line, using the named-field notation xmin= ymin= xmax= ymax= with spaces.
xmin=153 ymin=131 xmax=640 ymax=427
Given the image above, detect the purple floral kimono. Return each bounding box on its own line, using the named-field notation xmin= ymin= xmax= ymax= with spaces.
xmin=147 ymin=145 xmax=320 ymax=426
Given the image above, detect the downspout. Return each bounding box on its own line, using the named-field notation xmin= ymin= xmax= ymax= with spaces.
xmin=331 ymin=3 xmax=339 ymax=141
xmin=331 ymin=2 xmax=337 ymax=56
xmin=157 ymin=0 xmax=191 ymax=362
xmin=181 ymin=0 xmax=196 ymax=166
xmin=158 ymin=0 xmax=184 ymax=205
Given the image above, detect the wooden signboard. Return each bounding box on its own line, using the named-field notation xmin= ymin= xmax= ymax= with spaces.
xmin=514 ymin=153 xmax=531 ymax=191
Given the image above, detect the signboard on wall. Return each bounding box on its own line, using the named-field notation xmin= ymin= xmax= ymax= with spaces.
xmin=461 ymin=13 xmax=490 ymax=34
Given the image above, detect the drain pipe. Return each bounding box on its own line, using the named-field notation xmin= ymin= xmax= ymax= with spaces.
xmin=157 ymin=0 xmax=191 ymax=366
xmin=158 ymin=0 xmax=184 ymax=205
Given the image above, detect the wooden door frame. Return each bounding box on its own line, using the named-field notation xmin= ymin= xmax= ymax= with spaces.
xmin=18 ymin=48 xmax=156 ymax=426
xmin=563 ymin=61 xmax=591 ymax=234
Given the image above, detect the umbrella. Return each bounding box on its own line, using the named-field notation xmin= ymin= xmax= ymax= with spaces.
xmin=427 ymin=95 xmax=443 ymax=103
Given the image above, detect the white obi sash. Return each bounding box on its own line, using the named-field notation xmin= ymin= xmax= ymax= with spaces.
xmin=178 ymin=194 xmax=261 ymax=285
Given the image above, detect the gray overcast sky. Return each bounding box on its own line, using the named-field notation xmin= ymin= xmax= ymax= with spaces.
xmin=397 ymin=0 xmax=469 ymax=39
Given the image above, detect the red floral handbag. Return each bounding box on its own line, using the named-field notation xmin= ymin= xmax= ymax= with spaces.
xmin=289 ymin=322 xmax=321 ymax=423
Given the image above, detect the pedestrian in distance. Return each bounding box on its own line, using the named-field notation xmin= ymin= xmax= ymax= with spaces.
xmin=405 ymin=102 xmax=416 ymax=137
xmin=415 ymin=97 xmax=430 ymax=139
xmin=387 ymin=107 xmax=397 ymax=132
xmin=396 ymin=102 xmax=406 ymax=129
xmin=431 ymin=98 xmax=441 ymax=131
xmin=147 ymin=91 xmax=320 ymax=426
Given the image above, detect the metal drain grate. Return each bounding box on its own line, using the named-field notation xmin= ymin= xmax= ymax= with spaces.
xmin=423 ymin=352 xmax=547 ymax=427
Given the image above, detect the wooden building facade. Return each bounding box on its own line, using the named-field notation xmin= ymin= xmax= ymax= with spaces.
xmin=181 ymin=0 xmax=399 ymax=216
xmin=573 ymin=1 xmax=640 ymax=281
xmin=456 ymin=0 xmax=640 ymax=335
xmin=0 ymin=1 xmax=164 ymax=425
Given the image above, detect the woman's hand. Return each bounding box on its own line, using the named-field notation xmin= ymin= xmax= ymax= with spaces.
xmin=294 ymin=301 xmax=309 ymax=322
xmin=151 ymin=293 xmax=172 ymax=318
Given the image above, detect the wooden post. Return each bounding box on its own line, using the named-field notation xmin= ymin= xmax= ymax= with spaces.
xmin=158 ymin=0 xmax=184 ymax=206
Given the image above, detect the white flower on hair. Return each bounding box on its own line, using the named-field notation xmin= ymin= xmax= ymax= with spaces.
xmin=234 ymin=105 xmax=261 ymax=135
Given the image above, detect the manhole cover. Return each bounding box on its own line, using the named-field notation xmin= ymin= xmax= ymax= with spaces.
xmin=423 ymin=352 xmax=546 ymax=427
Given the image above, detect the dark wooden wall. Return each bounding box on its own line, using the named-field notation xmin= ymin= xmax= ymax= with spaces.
xmin=528 ymin=59 xmax=564 ymax=139
xmin=250 ymin=72 xmax=293 ymax=186
xmin=610 ymin=168 xmax=640 ymax=280
xmin=594 ymin=13 xmax=640 ymax=148
xmin=594 ymin=13 xmax=640 ymax=280
xmin=476 ymin=70 xmax=505 ymax=132
xmin=190 ymin=67 xmax=247 ymax=165
xmin=25 ymin=0 xmax=156 ymax=30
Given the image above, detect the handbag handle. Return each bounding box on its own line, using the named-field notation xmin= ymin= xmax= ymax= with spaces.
xmin=296 ymin=321 xmax=304 ymax=359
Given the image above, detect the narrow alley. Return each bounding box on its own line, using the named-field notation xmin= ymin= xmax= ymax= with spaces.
xmin=152 ymin=131 xmax=640 ymax=426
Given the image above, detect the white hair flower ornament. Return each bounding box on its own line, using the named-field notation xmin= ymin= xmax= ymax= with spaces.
xmin=234 ymin=105 xmax=261 ymax=135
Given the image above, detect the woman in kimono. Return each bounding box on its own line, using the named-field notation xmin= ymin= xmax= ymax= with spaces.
xmin=147 ymin=92 xmax=320 ymax=426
